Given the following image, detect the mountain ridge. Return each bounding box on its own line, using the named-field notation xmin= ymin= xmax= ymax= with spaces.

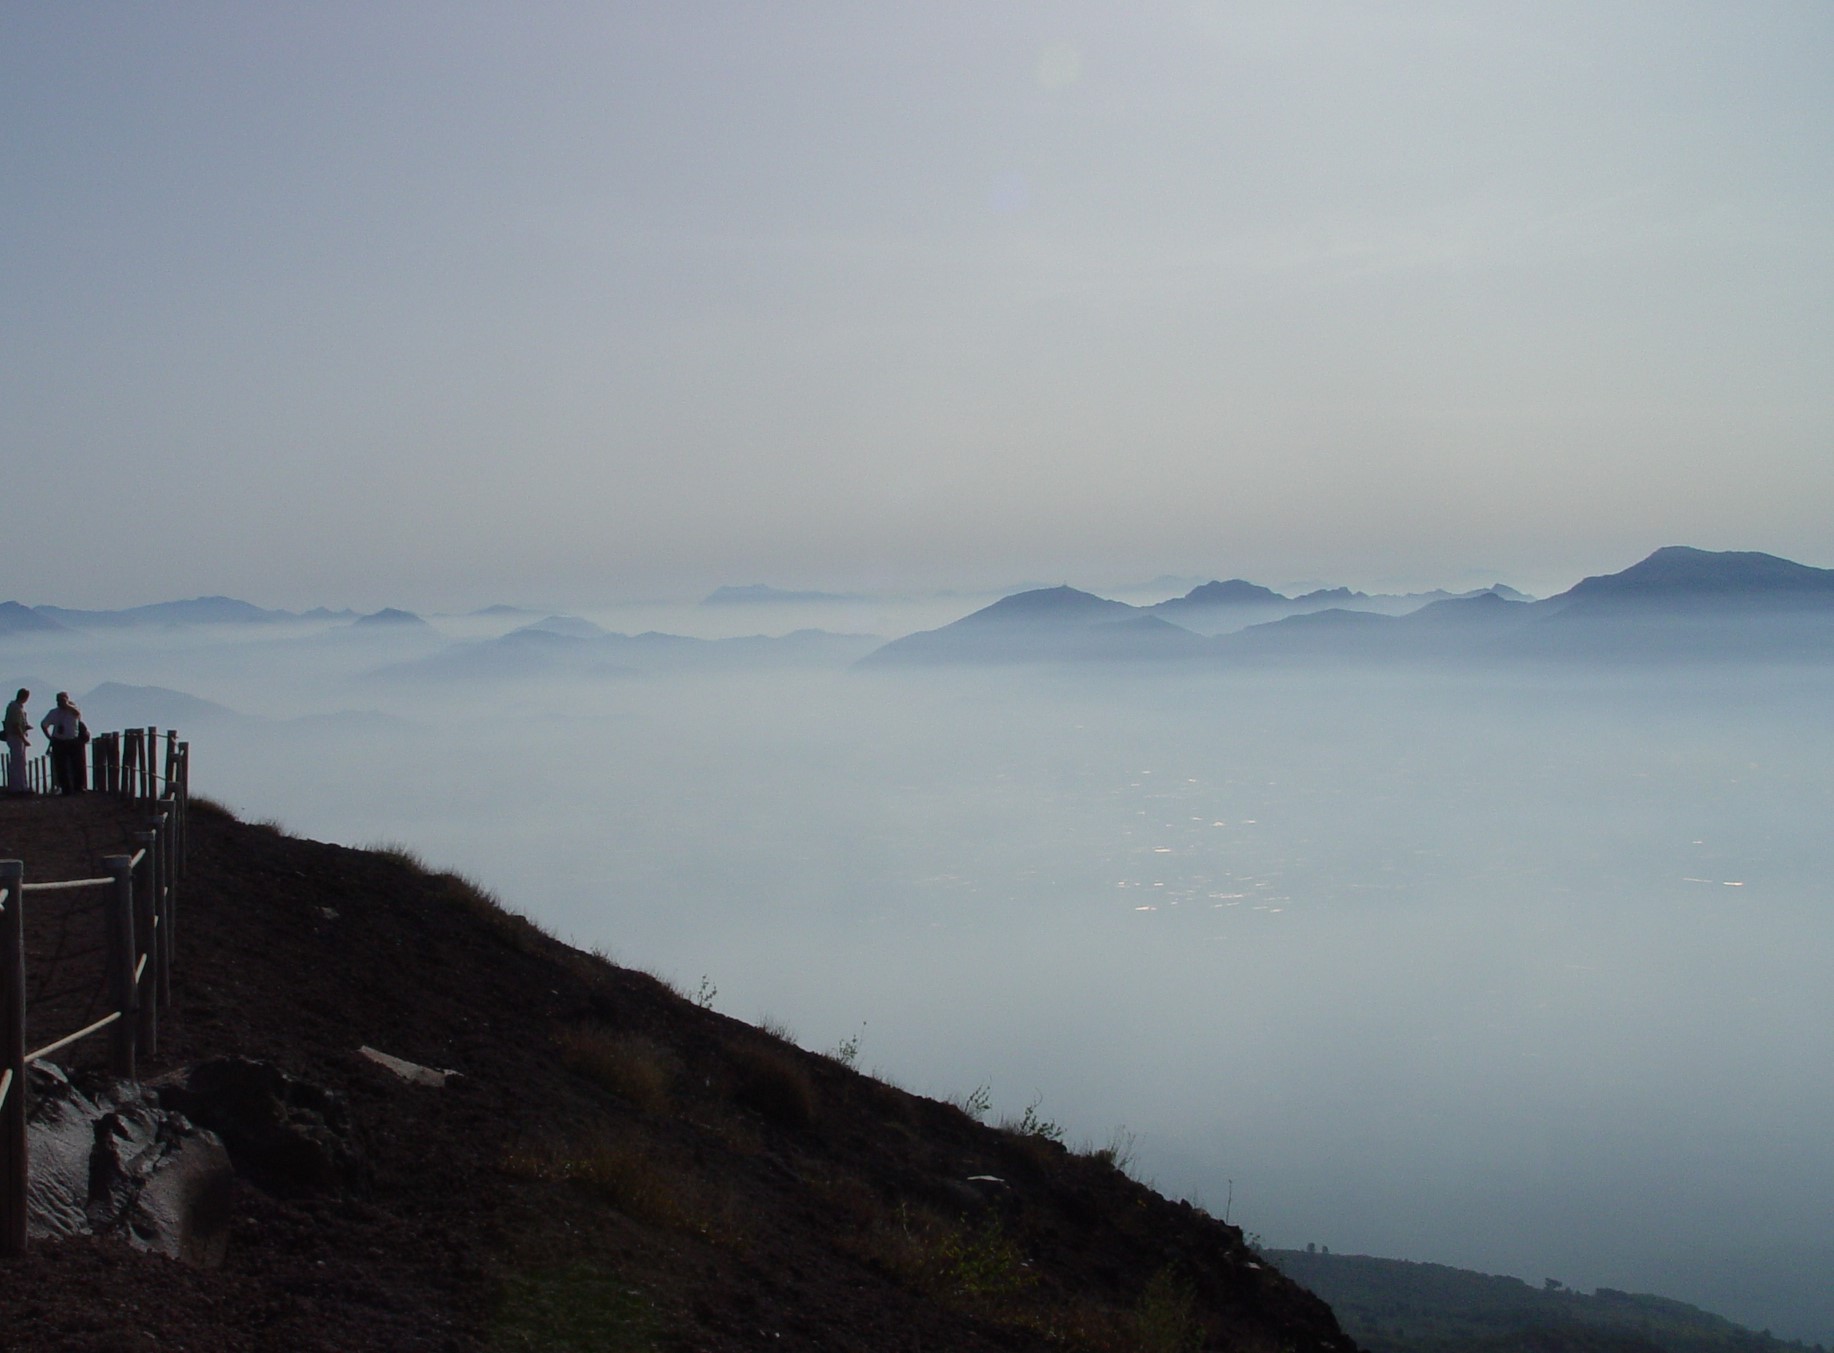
xmin=858 ymin=549 xmax=1834 ymax=668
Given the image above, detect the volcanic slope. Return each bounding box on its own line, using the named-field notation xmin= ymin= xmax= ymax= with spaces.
xmin=0 ymin=796 xmax=1356 ymax=1353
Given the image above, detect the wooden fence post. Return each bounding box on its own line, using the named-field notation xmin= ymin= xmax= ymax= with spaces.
xmin=134 ymin=830 xmax=169 ymax=1013
xmin=153 ymin=810 xmax=174 ymax=976
xmin=103 ymin=856 xmax=136 ymax=1081
xmin=1 ymin=860 xmax=26 ymax=1258
xmin=158 ymin=799 xmax=179 ymax=959
xmin=176 ymin=745 xmax=190 ymax=878
xmin=124 ymin=850 xmax=156 ymax=1060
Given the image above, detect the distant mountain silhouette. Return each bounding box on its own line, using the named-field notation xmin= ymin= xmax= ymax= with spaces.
xmin=516 ymin=615 xmax=611 ymax=639
xmin=36 ymin=596 xmax=294 ymax=628
xmin=1270 ymin=1248 xmax=1806 ymax=1353
xmin=1144 ymin=579 xmax=1525 ymax=636
xmin=859 ymin=587 xmax=1161 ymax=666
xmin=352 ymin=607 xmax=433 ymax=630
xmin=861 ymin=550 xmax=1834 ymax=669
xmin=956 ymin=585 xmax=1137 ymax=625
xmin=1211 ymin=608 xmax=1407 ymax=663
xmin=1503 ymin=547 xmax=1834 ymax=661
xmin=703 ymin=584 xmax=862 ymax=606
xmin=1172 ymin=579 xmax=1287 ymax=607
xmin=1293 ymin=586 xmax=1367 ymax=606
xmin=1546 ymin=546 xmax=1834 ymax=611
xmin=371 ymin=627 xmax=879 ymax=683
xmin=79 ymin=682 xmax=242 ymax=728
xmin=1404 ymin=590 xmax=1533 ymax=625
xmin=0 ymin=601 xmax=69 ymax=636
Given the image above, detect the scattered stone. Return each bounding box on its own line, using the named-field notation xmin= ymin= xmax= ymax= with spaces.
xmin=357 ymin=1044 xmax=461 ymax=1087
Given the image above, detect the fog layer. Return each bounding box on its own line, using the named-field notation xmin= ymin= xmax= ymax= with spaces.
xmin=10 ymin=612 xmax=1832 ymax=1340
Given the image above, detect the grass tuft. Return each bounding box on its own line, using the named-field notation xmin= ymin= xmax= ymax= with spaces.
xmin=364 ymin=838 xmax=428 ymax=871
xmin=1083 ymin=1126 xmax=1138 ymax=1176
xmin=556 ymin=1027 xmax=673 ymax=1115
xmin=728 ymin=1040 xmax=817 ymax=1129
xmin=755 ymin=1013 xmax=796 ymax=1044
xmin=430 ymin=868 xmax=557 ymax=954
xmin=500 ymin=1138 xmax=739 ymax=1245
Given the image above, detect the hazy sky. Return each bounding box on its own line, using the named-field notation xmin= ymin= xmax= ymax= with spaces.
xmin=5 ymin=2 xmax=1831 ymax=610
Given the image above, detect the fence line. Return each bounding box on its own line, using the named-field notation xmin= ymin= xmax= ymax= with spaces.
xmin=0 ymin=728 xmax=189 ymax=1258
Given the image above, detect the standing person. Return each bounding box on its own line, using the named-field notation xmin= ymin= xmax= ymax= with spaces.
xmin=40 ymin=692 xmax=84 ymax=794
xmin=3 ymin=689 xmax=28 ymax=794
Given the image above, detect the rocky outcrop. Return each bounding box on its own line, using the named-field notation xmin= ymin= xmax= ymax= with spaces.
xmin=155 ymin=1056 xmax=370 ymax=1198
xmin=25 ymin=1062 xmax=234 ymax=1266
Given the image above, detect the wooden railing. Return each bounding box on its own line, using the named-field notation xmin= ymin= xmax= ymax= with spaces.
xmin=0 ymin=729 xmax=189 ymax=1257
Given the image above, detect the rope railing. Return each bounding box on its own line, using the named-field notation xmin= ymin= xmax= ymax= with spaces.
xmin=0 ymin=728 xmax=189 ymax=1258
xmin=26 ymin=1010 xmax=123 ymax=1067
xmin=20 ymin=877 xmax=113 ymax=894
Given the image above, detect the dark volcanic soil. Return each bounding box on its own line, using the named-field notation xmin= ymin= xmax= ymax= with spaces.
xmin=0 ymin=792 xmax=1358 ymax=1352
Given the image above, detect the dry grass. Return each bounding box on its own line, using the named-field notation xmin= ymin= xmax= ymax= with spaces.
xmin=727 ymin=1039 xmax=817 ymax=1129
xmin=427 ymin=867 xmax=556 ymax=955
xmin=501 ymin=1137 xmax=741 ymax=1247
xmin=1081 ymin=1127 xmax=1139 ymax=1177
xmin=364 ymin=838 xmax=427 ymax=870
xmin=755 ymin=1013 xmax=797 ymax=1044
xmin=557 ymin=1026 xmax=673 ymax=1116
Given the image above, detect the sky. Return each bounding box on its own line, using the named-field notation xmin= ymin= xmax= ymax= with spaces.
xmin=4 ymin=2 xmax=1832 ymax=611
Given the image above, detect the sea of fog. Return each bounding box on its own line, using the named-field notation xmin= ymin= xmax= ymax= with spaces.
xmin=10 ymin=609 xmax=1833 ymax=1341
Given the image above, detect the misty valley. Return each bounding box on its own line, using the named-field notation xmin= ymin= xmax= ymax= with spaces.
xmin=5 ymin=548 xmax=1833 ymax=1344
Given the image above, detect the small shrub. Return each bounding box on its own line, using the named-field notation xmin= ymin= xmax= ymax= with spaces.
xmin=999 ymin=1095 xmax=1065 ymax=1144
xmin=556 ymin=1027 xmax=672 ymax=1115
xmin=826 ymin=1023 xmax=865 ymax=1069
xmin=952 ymin=1084 xmax=993 ymax=1121
xmin=1134 ymin=1266 xmax=1203 ymax=1353
xmin=729 ymin=1041 xmax=817 ymax=1129
xmin=692 ymin=975 xmax=718 ymax=1010
xmin=873 ymin=1204 xmax=1035 ymax=1304
xmin=937 ymin=1217 xmax=1035 ymax=1300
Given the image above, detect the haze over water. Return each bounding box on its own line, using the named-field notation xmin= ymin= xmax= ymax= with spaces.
xmin=18 ymin=601 xmax=1833 ymax=1341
